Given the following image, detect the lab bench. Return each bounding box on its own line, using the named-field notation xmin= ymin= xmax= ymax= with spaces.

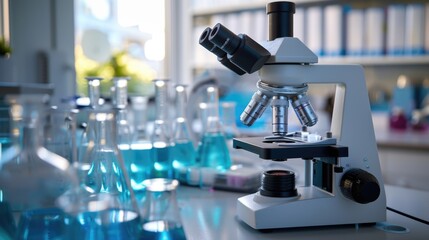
xmin=177 ymin=184 xmax=429 ymax=240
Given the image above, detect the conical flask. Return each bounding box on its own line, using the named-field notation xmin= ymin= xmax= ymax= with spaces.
xmin=198 ymin=86 xmax=231 ymax=189
xmin=111 ymin=77 xmax=149 ymax=196
xmin=151 ymin=79 xmax=174 ymax=179
xmin=73 ymin=109 xmax=141 ymax=239
xmin=0 ymin=94 xmax=78 ymax=239
xmin=78 ymin=76 xmax=104 ymax=163
xmin=172 ymin=84 xmax=196 ymax=182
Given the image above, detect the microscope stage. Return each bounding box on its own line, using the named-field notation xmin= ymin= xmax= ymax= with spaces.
xmin=233 ymin=137 xmax=348 ymax=160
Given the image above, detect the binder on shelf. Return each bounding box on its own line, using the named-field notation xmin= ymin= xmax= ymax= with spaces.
xmin=306 ymin=6 xmax=323 ymax=56
xmin=294 ymin=8 xmax=305 ymax=43
xmin=239 ymin=11 xmax=254 ymax=40
xmin=346 ymin=9 xmax=364 ymax=56
xmin=323 ymin=5 xmax=346 ymax=56
xmin=386 ymin=4 xmax=406 ymax=56
xmin=425 ymin=3 xmax=429 ymax=54
xmin=405 ymin=4 xmax=425 ymax=55
xmin=364 ymin=7 xmax=385 ymax=56
xmin=253 ymin=10 xmax=267 ymax=43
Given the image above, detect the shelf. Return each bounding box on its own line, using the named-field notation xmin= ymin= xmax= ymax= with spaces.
xmin=192 ymin=0 xmax=333 ymax=17
xmin=193 ymin=56 xmax=429 ymax=70
xmin=319 ymin=55 xmax=429 ymax=66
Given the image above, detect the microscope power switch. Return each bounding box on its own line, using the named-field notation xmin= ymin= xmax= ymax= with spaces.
xmin=340 ymin=169 xmax=381 ymax=204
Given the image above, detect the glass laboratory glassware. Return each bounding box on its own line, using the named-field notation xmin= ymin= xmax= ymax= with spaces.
xmin=129 ymin=96 xmax=152 ymax=193
xmin=151 ymin=79 xmax=174 ymax=179
xmin=78 ymin=76 xmax=104 ymax=163
xmin=44 ymin=106 xmax=78 ymax=163
xmin=0 ymin=94 xmax=78 ymax=239
xmin=198 ymin=86 xmax=232 ymax=189
xmin=112 ymin=77 xmax=150 ymax=197
xmin=76 ymin=109 xmax=142 ymax=239
xmin=140 ymin=178 xmax=186 ymax=240
xmin=172 ymin=84 xmax=197 ymax=182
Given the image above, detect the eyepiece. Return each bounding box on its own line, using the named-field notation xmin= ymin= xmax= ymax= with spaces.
xmin=199 ymin=27 xmax=246 ymax=75
xmin=200 ymin=23 xmax=271 ymax=74
xmin=209 ymin=23 xmax=242 ymax=54
xmin=267 ymin=1 xmax=296 ymax=40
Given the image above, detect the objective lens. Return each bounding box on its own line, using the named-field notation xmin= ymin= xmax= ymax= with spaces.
xmin=290 ymin=94 xmax=318 ymax=127
xmin=240 ymin=91 xmax=272 ymax=126
xmin=271 ymin=96 xmax=289 ymax=136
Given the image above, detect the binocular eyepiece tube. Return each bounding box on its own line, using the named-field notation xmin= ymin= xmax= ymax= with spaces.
xmin=199 ymin=23 xmax=271 ymax=75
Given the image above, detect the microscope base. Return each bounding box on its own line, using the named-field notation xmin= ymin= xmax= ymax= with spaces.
xmin=237 ymin=186 xmax=386 ymax=229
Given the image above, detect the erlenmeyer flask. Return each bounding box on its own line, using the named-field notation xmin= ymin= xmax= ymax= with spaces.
xmin=198 ymin=86 xmax=231 ymax=189
xmin=0 ymin=94 xmax=78 ymax=239
xmin=76 ymin=109 xmax=141 ymax=239
xmin=172 ymin=84 xmax=196 ymax=182
xmin=78 ymin=76 xmax=104 ymax=163
xmin=111 ymin=77 xmax=149 ymax=196
xmin=151 ymin=79 xmax=174 ymax=179
xmin=141 ymin=178 xmax=186 ymax=240
xmin=128 ymin=96 xmax=152 ymax=195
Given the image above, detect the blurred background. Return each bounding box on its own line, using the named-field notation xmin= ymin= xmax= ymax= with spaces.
xmin=1 ymin=0 xmax=429 ymax=191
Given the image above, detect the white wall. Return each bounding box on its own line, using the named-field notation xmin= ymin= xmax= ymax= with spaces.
xmin=8 ymin=0 xmax=75 ymax=104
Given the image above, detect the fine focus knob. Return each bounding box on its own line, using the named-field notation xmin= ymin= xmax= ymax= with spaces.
xmin=340 ymin=169 xmax=381 ymax=204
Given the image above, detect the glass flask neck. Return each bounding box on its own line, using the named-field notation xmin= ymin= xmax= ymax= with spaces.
xmin=153 ymin=79 xmax=170 ymax=121
xmin=205 ymin=86 xmax=222 ymax=133
xmin=111 ymin=77 xmax=129 ymax=109
xmin=86 ymin=77 xmax=103 ymax=109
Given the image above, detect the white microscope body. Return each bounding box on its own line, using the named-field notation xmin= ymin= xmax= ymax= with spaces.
xmin=199 ymin=1 xmax=386 ymax=230
xmin=234 ymin=37 xmax=387 ymax=229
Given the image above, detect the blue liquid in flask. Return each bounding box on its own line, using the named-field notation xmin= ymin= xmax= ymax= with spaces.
xmin=151 ymin=145 xmax=174 ymax=179
xmin=141 ymin=220 xmax=186 ymax=240
xmin=120 ymin=142 xmax=152 ymax=193
xmin=16 ymin=208 xmax=68 ymax=240
xmin=172 ymin=141 xmax=196 ymax=180
xmin=199 ymin=132 xmax=231 ymax=170
xmin=73 ymin=209 xmax=142 ymax=240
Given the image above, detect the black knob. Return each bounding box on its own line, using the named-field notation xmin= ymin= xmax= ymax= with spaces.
xmin=340 ymin=169 xmax=380 ymax=204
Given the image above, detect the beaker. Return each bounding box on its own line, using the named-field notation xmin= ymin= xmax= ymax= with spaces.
xmin=140 ymin=178 xmax=186 ymax=240
xmin=0 ymin=94 xmax=78 ymax=239
xmin=151 ymin=79 xmax=174 ymax=179
xmin=172 ymin=84 xmax=196 ymax=182
xmin=198 ymin=86 xmax=231 ymax=189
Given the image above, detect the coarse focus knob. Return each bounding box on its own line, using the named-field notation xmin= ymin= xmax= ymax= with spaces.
xmin=340 ymin=168 xmax=380 ymax=204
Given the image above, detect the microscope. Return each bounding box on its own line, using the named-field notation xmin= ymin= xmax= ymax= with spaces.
xmin=199 ymin=1 xmax=386 ymax=230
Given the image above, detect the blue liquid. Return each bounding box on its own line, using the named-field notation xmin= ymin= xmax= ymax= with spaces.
xmin=172 ymin=141 xmax=196 ymax=181
xmin=150 ymin=145 xmax=174 ymax=179
xmin=73 ymin=209 xmax=142 ymax=240
xmin=199 ymin=132 xmax=231 ymax=170
xmin=141 ymin=221 xmax=186 ymax=240
xmin=121 ymin=142 xmax=152 ymax=192
xmin=16 ymin=208 xmax=68 ymax=240
xmin=0 ymin=202 xmax=16 ymax=239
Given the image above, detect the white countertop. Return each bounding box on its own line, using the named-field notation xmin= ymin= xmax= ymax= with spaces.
xmin=177 ymin=185 xmax=429 ymax=240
